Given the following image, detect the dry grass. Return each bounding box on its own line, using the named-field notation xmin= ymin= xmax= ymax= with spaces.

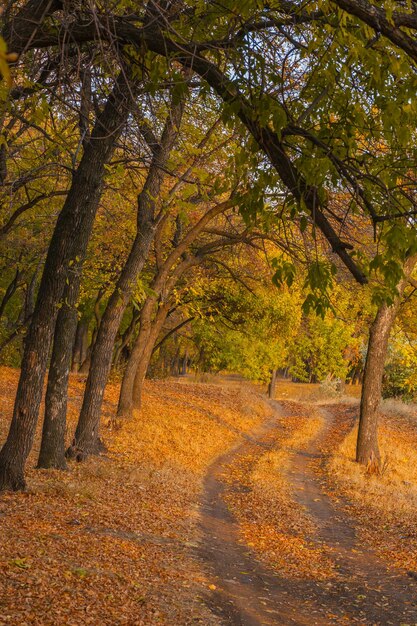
xmin=327 ymin=406 xmax=417 ymax=572
xmin=381 ymin=396 xmax=417 ymax=421
xmin=0 ymin=367 xmax=270 ymax=625
xmin=273 ymin=380 xmax=362 ymax=404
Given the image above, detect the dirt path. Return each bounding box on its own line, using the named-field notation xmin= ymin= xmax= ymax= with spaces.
xmin=198 ymin=402 xmax=417 ymax=625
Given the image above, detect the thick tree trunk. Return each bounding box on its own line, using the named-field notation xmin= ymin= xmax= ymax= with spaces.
xmin=37 ymin=75 xmax=136 ymax=470
xmin=37 ymin=278 xmax=80 ymax=469
xmin=268 ymin=369 xmax=277 ymax=399
xmin=37 ymin=306 xmax=75 ymax=469
xmin=357 ymin=256 xmax=416 ymax=466
xmin=0 ymin=74 xmax=134 ymax=491
xmin=356 ymin=302 xmax=399 ymax=466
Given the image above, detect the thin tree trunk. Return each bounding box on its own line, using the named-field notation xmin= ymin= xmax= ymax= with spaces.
xmin=0 ymin=74 xmax=134 ymax=491
xmin=0 ymin=269 xmax=22 ymax=320
xmin=78 ymin=289 xmax=105 ymax=374
xmin=24 ymin=261 xmax=41 ymax=319
xmin=132 ymin=303 xmax=170 ymax=411
xmin=171 ymin=345 xmax=181 ymax=376
xmin=113 ymin=308 xmax=140 ymax=368
xmin=357 ymin=256 xmax=416 ymax=466
xmin=72 ymin=318 xmax=88 ymax=372
xmin=268 ymin=369 xmax=277 ymax=399
xmin=181 ymin=350 xmax=188 ymax=376
xmin=117 ymin=300 xmax=154 ymax=418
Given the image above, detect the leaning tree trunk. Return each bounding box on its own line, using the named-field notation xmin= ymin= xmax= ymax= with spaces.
xmin=117 ymin=194 xmax=232 ymax=418
xmin=67 ymin=97 xmax=185 ymax=459
xmin=357 ymin=255 xmax=416 ymax=466
xmin=117 ymin=299 xmax=155 ymax=418
xmin=66 ymin=223 xmax=156 ymax=459
xmin=117 ymin=266 xmax=198 ymax=417
xmin=131 ymin=303 xmax=170 ymax=412
xmin=0 ymin=74 xmax=134 ymax=491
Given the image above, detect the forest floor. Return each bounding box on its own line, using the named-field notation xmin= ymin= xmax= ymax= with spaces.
xmin=0 ymin=369 xmax=417 ymax=625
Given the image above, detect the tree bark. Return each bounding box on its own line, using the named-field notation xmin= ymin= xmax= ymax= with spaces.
xmin=37 ymin=281 xmax=79 ymax=470
xmin=67 ymin=97 xmax=185 ymax=459
xmin=0 ymin=269 xmax=22 ymax=320
xmin=117 ymin=299 xmax=154 ymax=418
xmin=72 ymin=318 xmax=89 ymax=372
xmin=268 ymin=369 xmax=277 ymax=399
xmin=132 ymin=302 xmax=170 ymax=412
xmin=181 ymin=350 xmax=188 ymax=376
xmin=0 ymin=73 xmax=134 ymax=491
xmin=113 ymin=308 xmax=140 ymax=368
xmin=357 ymin=256 xmax=417 ymax=466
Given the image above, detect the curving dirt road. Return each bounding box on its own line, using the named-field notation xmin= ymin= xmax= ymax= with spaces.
xmin=198 ymin=401 xmax=417 ymax=625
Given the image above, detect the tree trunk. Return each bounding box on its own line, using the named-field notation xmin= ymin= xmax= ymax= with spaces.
xmin=0 ymin=269 xmax=21 ymax=320
xmin=77 ymin=290 xmax=105 ymax=374
xmin=37 ymin=273 xmax=82 ymax=469
xmin=132 ymin=304 xmax=169 ymax=411
xmin=37 ymin=292 xmax=78 ymax=470
xmin=117 ymin=293 xmax=191 ymax=417
xmin=181 ymin=351 xmax=188 ymax=376
xmin=268 ymin=369 xmax=277 ymax=399
xmin=72 ymin=318 xmax=89 ymax=372
xmin=113 ymin=308 xmax=140 ymax=368
xmin=357 ymin=302 xmax=399 ymax=466
xmin=357 ymin=256 xmax=416 ymax=466
xmin=117 ymin=299 xmax=154 ymax=418
xmin=68 ymin=97 xmax=185 ymax=458
xmin=67 ymin=225 xmax=156 ymax=458
xmin=0 ymin=74 xmax=134 ymax=491
xmin=24 ymin=261 xmax=41 ymax=319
